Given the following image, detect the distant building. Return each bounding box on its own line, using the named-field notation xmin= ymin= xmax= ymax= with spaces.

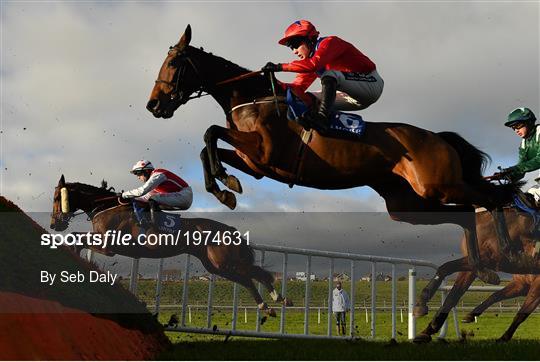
xmin=361 ymin=273 xmax=392 ymax=282
xmin=162 ymin=269 xmax=182 ymax=281
xmin=295 ymin=271 xmax=316 ymax=281
xmin=333 ymin=273 xmax=350 ymax=282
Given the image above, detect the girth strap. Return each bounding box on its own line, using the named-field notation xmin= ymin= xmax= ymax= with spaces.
xmin=289 ymin=128 xmax=313 ymax=188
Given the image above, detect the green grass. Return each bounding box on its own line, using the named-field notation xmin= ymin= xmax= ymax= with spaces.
xmin=155 ymin=309 xmax=540 ymax=341
xmin=128 ymin=279 xmax=533 ymax=308
xmin=155 ymin=309 xmax=540 ymax=360
xmin=130 ymin=278 xmax=540 ymax=359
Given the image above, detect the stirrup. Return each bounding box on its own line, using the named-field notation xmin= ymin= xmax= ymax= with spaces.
xmin=305 ymin=112 xmax=330 ymax=133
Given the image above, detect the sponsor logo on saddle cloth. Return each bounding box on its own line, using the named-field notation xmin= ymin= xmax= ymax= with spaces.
xmin=285 ymin=88 xmax=366 ymax=137
xmin=154 ymin=212 xmax=183 ymax=234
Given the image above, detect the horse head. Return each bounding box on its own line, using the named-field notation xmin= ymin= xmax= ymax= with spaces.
xmin=50 ymin=175 xmax=73 ymax=231
xmin=50 ymin=175 xmax=116 ymax=231
xmin=147 ymin=24 xmax=203 ymax=118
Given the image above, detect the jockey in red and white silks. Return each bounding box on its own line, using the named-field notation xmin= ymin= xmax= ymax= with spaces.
xmin=122 ymin=160 xmax=193 ymax=210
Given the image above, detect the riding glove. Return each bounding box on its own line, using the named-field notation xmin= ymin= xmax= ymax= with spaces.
xmin=262 ymin=62 xmax=283 ymax=73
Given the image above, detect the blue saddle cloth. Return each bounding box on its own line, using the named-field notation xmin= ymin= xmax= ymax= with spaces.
xmin=154 ymin=212 xmax=183 ymax=234
xmin=513 ymin=193 xmax=540 ymax=228
xmin=286 ymin=88 xmax=366 ymax=137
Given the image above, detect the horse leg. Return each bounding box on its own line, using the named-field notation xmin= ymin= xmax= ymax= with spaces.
xmin=462 ymin=279 xmax=528 ymax=323
xmin=414 ymin=257 xmax=471 ymax=317
xmin=249 ymin=265 xmax=293 ymax=307
xmin=220 ymin=269 xmax=276 ymax=317
xmin=497 ymin=278 xmax=540 ymax=342
xmin=378 ymin=179 xmax=499 ymax=285
xmin=203 ymin=125 xmax=266 ymax=187
xmin=217 ymin=148 xmax=265 ymax=187
xmin=200 ymin=147 xmax=237 ymax=209
xmin=414 ymin=271 xmax=476 ymax=343
xmin=198 ymin=251 xmax=276 ymax=317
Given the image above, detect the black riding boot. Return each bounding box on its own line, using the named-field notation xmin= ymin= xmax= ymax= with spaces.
xmin=149 ymin=199 xmax=159 ymax=225
xmin=309 ymin=76 xmax=337 ymax=132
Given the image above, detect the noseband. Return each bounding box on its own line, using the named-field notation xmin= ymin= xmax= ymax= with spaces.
xmin=154 ymin=46 xmax=208 ymax=104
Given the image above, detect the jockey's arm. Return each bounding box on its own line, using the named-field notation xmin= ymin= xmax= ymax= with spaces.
xmin=122 ymin=173 xmax=167 ymax=198
xmin=282 ymin=37 xmax=342 ymax=73
xmin=506 ymin=147 xmax=540 ymax=181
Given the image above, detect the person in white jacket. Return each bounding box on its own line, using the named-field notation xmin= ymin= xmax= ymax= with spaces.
xmin=332 ymin=281 xmax=350 ymax=335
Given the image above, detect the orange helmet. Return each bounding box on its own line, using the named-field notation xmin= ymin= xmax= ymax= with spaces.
xmin=278 ymin=20 xmax=319 ymax=46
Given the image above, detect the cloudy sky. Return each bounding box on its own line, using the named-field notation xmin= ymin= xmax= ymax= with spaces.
xmin=1 ymin=2 xmax=539 ymax=269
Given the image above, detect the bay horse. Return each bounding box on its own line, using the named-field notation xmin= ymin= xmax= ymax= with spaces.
xmin=146 ymin=25 xmax=519 ymax=284
xmin=412 ymin=207 xmax=540 ymax=342
xmin=49 ymin=175 xmax=291 ymax=316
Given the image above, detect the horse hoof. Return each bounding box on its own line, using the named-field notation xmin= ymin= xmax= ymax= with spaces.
xmin=266 ymin=308 xmax=277 ymax=318
xmin=225 ymin=175 xmax=243 ymax=194
xmin=413 ymin=333 xmax=432 ymax=344
xmin=283 ymin=298 xmax=293 ymax=307
xmin=496 ymin=336 xmax=510 ymax=343
xmin=461 ymin=314 xmax=476 ymax=324
xmin=477 ymin=269 xmax=500 ymax=285
xmin=413 ymin=304 xmax=428 ymax=317
xmin=218 ymin=191 xmax=236 ymax=210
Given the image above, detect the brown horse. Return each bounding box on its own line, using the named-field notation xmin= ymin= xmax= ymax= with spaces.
xmin=49 ymin=175 xmax=291 ymax=316
xmin=462 ymin=273 xmax=540 ymax=342
xmin=145 ymin=25 xmax=519 ymax=283
xmin=412 ymin=207 xmax=540 ymax=342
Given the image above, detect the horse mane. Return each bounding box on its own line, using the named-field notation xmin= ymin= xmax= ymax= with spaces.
xmin=188 ymin=46 xmax=279 ymax=96
xmin=70 ymin=181 xmax=115 ymax=196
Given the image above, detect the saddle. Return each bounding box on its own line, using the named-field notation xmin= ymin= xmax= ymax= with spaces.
xmin=510 ymin=192 xmax=540 ymax=261
xmin=285 ymin=88 xmax=366 ymax=138
xmin=131 ymin=200 xmax=183 ymax=234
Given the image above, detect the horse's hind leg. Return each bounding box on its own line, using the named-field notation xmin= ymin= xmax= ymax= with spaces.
xmin=414 ymin=257 xmax=471 ymax=317
xmin=379 ymin=179 xmax=499 ymax=285
xmin=220 ymin=269 xmax=277 ymax=317
xmin=414 ymin=271 xmax=476 ymax=343
xmin=498 ymin=278 xmax=540 ymax=342
xmin=249 ymin=265 xmax=293 ymax=307
xmin=462 ymin=279 xmax=528 ymax=323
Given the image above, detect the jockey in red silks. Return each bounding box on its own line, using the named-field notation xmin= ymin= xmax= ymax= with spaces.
xmin=121 ymin=160 xmax=193 ymax=227
xmin=262 ymin=20 xmax=384 ymax=131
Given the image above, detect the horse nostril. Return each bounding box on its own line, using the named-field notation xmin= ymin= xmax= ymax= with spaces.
xmin=147 ymin=99 xmax=159 ymax=112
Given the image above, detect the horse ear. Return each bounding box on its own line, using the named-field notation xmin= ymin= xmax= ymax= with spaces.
xmin=177 ymin=24 xmax=192 ymax=49
xmin=101 ymin=179 xmax=108 ymax=189
xmin=59 ymin=174 xmax=66 ymax=187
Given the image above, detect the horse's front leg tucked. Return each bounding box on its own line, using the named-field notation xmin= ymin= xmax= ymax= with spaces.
xmin=200 ymin=147 xmax=237 ymax=209
xmin=203 ymin=125 xmax=266 ymax=208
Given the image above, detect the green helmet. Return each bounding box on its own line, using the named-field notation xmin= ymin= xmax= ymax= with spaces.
xmin=504 ymin=107 xmax=536 ymax=127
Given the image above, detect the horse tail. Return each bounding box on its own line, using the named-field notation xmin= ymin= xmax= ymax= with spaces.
xmin=438 ymin=131 xmax=521 ymax=205
xmin=437 ymin=131 xmax=490 ymax=185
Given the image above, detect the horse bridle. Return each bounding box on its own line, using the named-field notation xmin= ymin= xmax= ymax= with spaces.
xmin=154 ymin=45 xmax=281 ymax=114
xmin=54 ymin=189 xmax=118 ymax=224
xmin=154 ymin=45 xmax=209 ymax=104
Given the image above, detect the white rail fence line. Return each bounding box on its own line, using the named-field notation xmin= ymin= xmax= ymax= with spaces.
xmin=120 ymin=244 xmax=510 ymax=340
xmin=125 ymin=243 xmax=471 ymax=340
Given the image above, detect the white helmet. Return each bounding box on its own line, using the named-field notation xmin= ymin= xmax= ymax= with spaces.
xmin=130 ymin=160 xmax=154 ymax=174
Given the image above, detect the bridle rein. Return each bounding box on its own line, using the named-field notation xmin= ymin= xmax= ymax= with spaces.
xmin=153 ymin=45 xmax=269 ymax=106
xmin=154 ymin=45 xmax=210 ymax=104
